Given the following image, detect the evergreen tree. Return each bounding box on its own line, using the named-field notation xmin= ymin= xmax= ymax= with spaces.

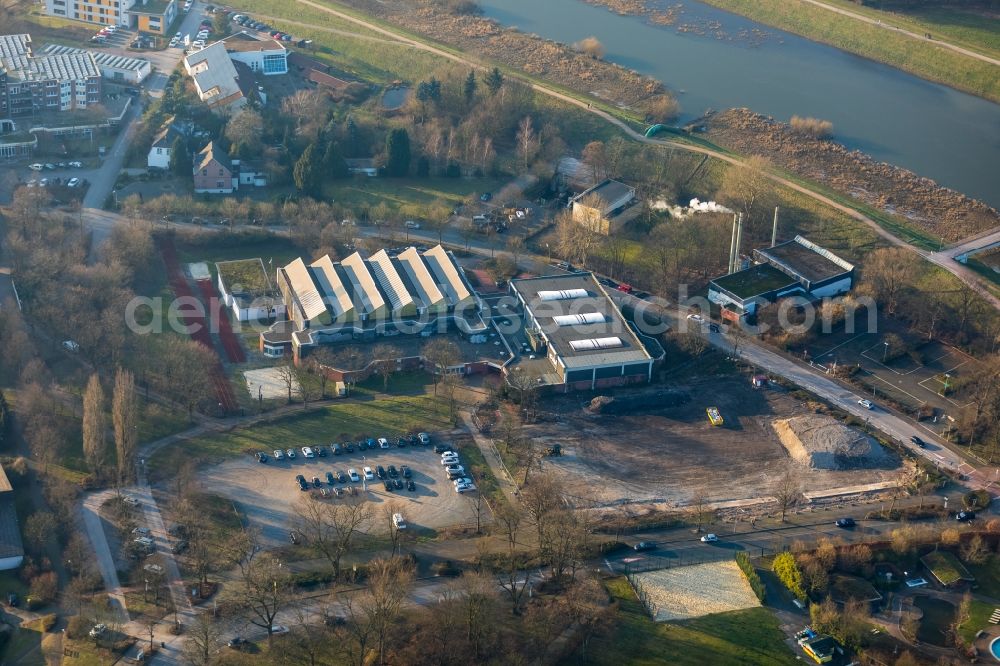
xmin=322 ymin=140 xmax=349 ymax=179
xmin=464 ymin=69 xmax=478 ymax=104
xmin=416 ymin=155 xmax=430 ymax=178
xmin=484 ymin=67 xmax=504 ymax=96
xmin=168 ymin=136 xmax=192 ymax=178
xmin=293 ymin=142 xmax=323 ymax=195
xmin=384 ymin=128 xmax=411 ymax=177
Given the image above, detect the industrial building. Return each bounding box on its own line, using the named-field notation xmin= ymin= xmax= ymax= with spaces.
xmin=508 ymin=272 xmax=655 ymax=390
xmin=570 ymin=179 xmax=640 ymax=235
xmin=708 ymin=235 xmax=855 ymax=318
xmin=261 ymin=245 xmax=485 ymax=361
xmin=0 ymin=34 xmax=101 ymax=117
xmin=40 ymin=44 xmax=151 ymax=84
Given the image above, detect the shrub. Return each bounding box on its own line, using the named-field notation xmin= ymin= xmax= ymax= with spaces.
xmin=772 ymin=552 xmax=806 ymax=601
xmin=291 ymin=570 xmax=335 ymax=588
xmin=573 ymin=36 xmax=605 ymax=59
xmin=790 ymin=115 xmax=834 ymax=139
xmin=28 ymin=572 xmax=58 ymax=608
xmin=66 ymin=615 xmax=89 ymax=640
xmin=735 ymin=552 xmax=765 ymax=602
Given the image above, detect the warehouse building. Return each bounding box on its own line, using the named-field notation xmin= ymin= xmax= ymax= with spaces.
xmin=41 ymin=44 xmax=151 ymax=84
xmin=508 ymin=272 xmax=655 ymax=390
xmin=263 ymin=244 xmax=484 ymax=361
xmin=708 ymin=235 xmax=855 ymax=318
xmin=570 ymin=178 xmax=640 ymax=235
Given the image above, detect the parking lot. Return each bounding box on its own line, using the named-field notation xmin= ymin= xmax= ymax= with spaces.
xmin=200 ymin=434 xmax=483 ymax=544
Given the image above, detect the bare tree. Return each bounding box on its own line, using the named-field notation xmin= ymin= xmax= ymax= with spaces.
xmin=382 ymin=501 xmax=405 ymax=557
xmin=227 ymin=532 xmax=292 ymax=644
xmin=717 ymin=155 xmax=774 ymax=231
xmin=183 ymin=612 xmax=222 ymax=666
xmin=113 ymin=368 xmax=137 ymax=486
xmin=860 ymin=247 xmax=918 ymax=316
xmin=516 ymin=115 xmax=538 ymax=171
xmin=82 ymin=374 xmax=106 ymax=475
xmin=492 ymin=504 xmax=531 ymax=614
xmin=370 ymin=344 xmax=400 ymax=392
xmin=275 ymin=360 xmax=297 ymax=404
xmin=292 ymin=495 xmax=373 ymax=579
xmin=365 ymin=558 xmax=413 ymax=666
xmin=422 ymin=338 xmax=461 ymax=395
xmin=775 ymin=466 xmax=800 ymax=523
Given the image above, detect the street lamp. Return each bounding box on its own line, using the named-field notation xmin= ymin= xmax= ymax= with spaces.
xmin=883 ymin=341 xmax=890 ymax=362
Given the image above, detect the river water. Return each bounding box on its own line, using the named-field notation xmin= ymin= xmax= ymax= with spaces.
xmin=476 ymin=0 xmax=1000 ymax=208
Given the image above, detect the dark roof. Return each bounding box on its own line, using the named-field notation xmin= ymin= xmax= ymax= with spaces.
xmin=151 ymin=118 xmax=183 ymax=149
xmin=511 ymin=272 xmax=652 ymax=369
xmin=222 ymin=31 xmax=286 ymax=53
xmin=573 ymin=179 xmax=634 ymax=207
xmin=755 ymin=236 xmax=853 ymax=285
xmin=195 ymin=140 xmax=230 ymax=172
xmin=711 ymin=263 xmax=796 ymax=300
xmin=308 ymin=69 xmax=349 ymax=90
xmin=802 ymin=635 xmax=837 ymax=658
xmin=0 ymin=500 xmax=24 ymax=561
xmin=0 ymin=464 xmax=11 ymax=495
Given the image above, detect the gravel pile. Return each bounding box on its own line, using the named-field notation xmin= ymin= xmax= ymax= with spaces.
xmin=773 ymin=414 xmax=898 ymax=470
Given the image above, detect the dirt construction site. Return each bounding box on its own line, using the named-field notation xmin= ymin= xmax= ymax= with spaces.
xmin=527 ymin=378 xmax=904 ymax=515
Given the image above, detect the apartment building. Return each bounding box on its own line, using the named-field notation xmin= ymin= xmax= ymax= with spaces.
xmin=0 ymin=35 xmax=101 ymax=117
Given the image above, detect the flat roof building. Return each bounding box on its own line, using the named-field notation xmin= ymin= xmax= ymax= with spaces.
xmin=1 ymin=37 xmax=101 ymax=117
xmin=221 ymin=32 xmax=288 ymax=76
xmin=509 ymin=272 xmax=654 ymax=390
xmin=709 ymin=235 xmax=854 ymax=317
xmin=265 ymin=245 xmax=485 ymax=362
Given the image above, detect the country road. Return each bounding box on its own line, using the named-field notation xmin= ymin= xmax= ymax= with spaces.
xmin=279 ymin=0 xmax=1000 ymax=312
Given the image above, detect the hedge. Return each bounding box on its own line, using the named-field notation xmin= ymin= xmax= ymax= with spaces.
xmin=772 ymin=552 xmax=807 ymax=601
xmin=736 ymin=552 xmax=766 ymax=602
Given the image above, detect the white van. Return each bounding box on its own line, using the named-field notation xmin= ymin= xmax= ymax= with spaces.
xmin=392 ymin=513 xmax=407 ymax=530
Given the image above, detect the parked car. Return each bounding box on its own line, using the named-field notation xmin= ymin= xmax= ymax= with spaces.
xmin=337 ymin=471 xmax=347 ymax=483
xmin=686 ymin=313 xmax=703 ymax=322
xmin=433 ymin=443 xmax=452 ymax=454
xmin=273 ymin=449 xmax=284 ymax=460
xmin=956 ymin=510 xmax=976 ymax=522
xmin=286 ymin=448 xmax=296 ymax=459
xmin=383 ymin=480 xmax=393 ymax=492
xmin=376 ymin=465 xmax=386 ymax=480
xmin=378 ymin=437 xmax=390 ymax=449
xmin=406 ymin=480 xmax=416 ymax=492
xmin=271 ymin=625 xmax=289 ymax=635
xmin=909 ymin=435 xmax=927 ymax=448
xmin=363 ymin=466 xmax=375 ymax=481
xmin=172 ymin=539 xmax=188 ymax=554
xmin=388 ymin=465 xmax=399 ymax=478
xmin=455 ymin=481 xmax=477 ymax=493
xmin=343 ymin=442 xmax=355 ymax=453
xmin=400 ymin=465 xmax=412 ymax=478
xmin=316 ymin=445 xmax=327 ymax=457
xmin=366 ymin=438 xmax=378 ymax=449
xmin=332 ymin=443 xmax=343 ymax=455
xmin=396 ymin=436 xmax=408 ymax=448
xmin=295 ymin=474 xmax=308 ymax=491
xmin=311 ymin=476 xmax=321 ymax=488
xmin=418 ymin=432 xmax=431 ymax=445
xmin=301 ymin=446 xmax=315 ymax=458
xmin=28 ymin=163 xmax=43 ymax=171
xmin=68 ymin=161 xmax=82 ymax=167
xmin=227 ymin=637 xmax=246 ymax=649
xmin=480 ymin=192 xmax=492 ymax=202
xmin=334 ymin=487 xmax=344 ymax=497
xmin=700 ymin=533 xmax=718 ymax=543
xmin=445 ymin=465 xmax=465 ymax=478
xmin=326 ymin=472 xmax=336 ymax=485
xmin=835 ymin=518 xmax=856 ymax=529
xmin=633 ymin=541 xmax=656 ymax=551
xmin=255 ymin=451 xmax=268 ymax=463
xmin=392 ymin=513 xmax=407 ymax=529
xmin=858 ymin=399 xmax=874 ymax=410
xmin=441 ymin=454 xmax=460 ymax=465
xmin=348 ymin=468 xmax=360 ymax=482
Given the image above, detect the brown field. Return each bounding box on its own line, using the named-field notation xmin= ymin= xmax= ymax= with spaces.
xmin=528 ymin=378 xmax=900 ymax=509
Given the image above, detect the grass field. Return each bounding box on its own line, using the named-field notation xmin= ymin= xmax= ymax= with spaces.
xmin=698 ymin=0 xmax=1000 ymax=103
xmin=967 ymin=555 xmax=1000 ymax=599
xmin=327 ymin=177 xmax=507 ymax=213
xmin=147 ymin=373 xmax=452 ymax=474
xmin=577 ymin=577 xmax=797 ymax=665
xmin=958 ymin=598 xmax=996 ymax=644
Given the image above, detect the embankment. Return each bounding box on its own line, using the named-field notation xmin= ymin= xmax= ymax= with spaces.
xmin=334 ymin=0 xmax=674 ymax=114
xmin=703 ymin=108 xmax=1000 ymax=243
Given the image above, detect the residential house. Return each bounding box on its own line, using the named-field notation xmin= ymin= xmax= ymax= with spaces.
xmin=570 ymin=179 xmax=639 ymax=235
xmin=0 ymin=34 xmax=102 ymax=118
xmin=192 ymin=140 xmax=266 ymax=193
xmin=148 ymin=117 xmax=184 ymax=169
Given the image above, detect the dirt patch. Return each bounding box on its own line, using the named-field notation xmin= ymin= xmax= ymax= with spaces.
xmin=773 ymin=414 xmax=899 ymax=470
xmin=633 ymin=560 xmax=761 ymax=621
xmin=530 ymin=378 xmax=903 ymax=508
xmin=703 ymin=108 xmax=999 ymax=242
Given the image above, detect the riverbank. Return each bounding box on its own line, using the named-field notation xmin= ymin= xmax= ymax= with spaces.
xmin=332 ymin=0 xmax=675 ymax=117
xmin=580 ymin=0 xmax=1000 ymax=104
xmin=702 ymin=108 xmax=1000 ymax=243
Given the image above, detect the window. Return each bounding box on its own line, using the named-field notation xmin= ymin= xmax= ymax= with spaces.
xmin=216 ymin=180 xmax=224 ymax=188
xmin=156 ymin=148 xmax=162 ymax=154
xmin=201 ymin=168 xmax=207 ymax=175
xmin=261 ymin=53 xmax=286 ymax=75
xmin=218 ymin=168 xmax=224 ymax=176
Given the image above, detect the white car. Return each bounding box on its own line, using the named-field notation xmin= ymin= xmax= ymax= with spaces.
xmin=445 ymin=464 xmax=465 ymax=477
xmin=455 ymin=481 xmax=477 ymax=493
xmin=270 ymin=625 xmax=289 ymax=635
xmin=28 ymin=163 xmax=43 ymax=171
xmin=191 ymin=40 xmax=205 ymax=49
xmin=285 ymin=448 xmax=296 ymax=459
xmin=122 ymin=496 xmax=139 ymax=506
xmin=273 ymin=449 xmax=284 ymax=460
xmin=700 ymin=533 xmax=718 ymax=543
xmin=62 ymin=340 xmax=80 ymax=352
xmin=377 ymin=437 xmax=390 ymax=449
xmin=105 ymin=25 xmax=117 ymax=33
xmin=452 ymin=477 xmax=473 ymax=486
xmin=362 ymin=466 xmax=374 ymax=481
xmin=404 ymin=220 xmax=420 ymax=229
xmin=197 ymin=29 xmax=210 ymax=37
xmin=301 ymin=446 xmax=315 ymax=458
xmin=68 ymin=161 xmax=82 ymax=167
xmin=686 ymin=313 xmax=703 ymax=322
xmin=440 ymin=455 xmax=460 ymax=466
xmin=175 ymin=30 xmax=183 ymax=38
xmin=858 ymin=399 xmax=874 ymax=410
xmin=67 ymin=177 xmax=80 ymax=187
xmin=169 ymin=38 xmax=179 ymax=47
xmin=348 ymin=468 xmax=360 ymax=482
xmin=392 ymin=513 xmax=407 ymax=529
xmin=418 ymin=432 xmax=431 ymax=445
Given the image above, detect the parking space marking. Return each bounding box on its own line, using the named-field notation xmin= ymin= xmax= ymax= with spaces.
xmin=860 ymin=341 xmax=925 ymax=376
xmin=812 ymin=332 xmax=870 ymax=360
xmin=869 ymin=372 xmax=926 ymax=406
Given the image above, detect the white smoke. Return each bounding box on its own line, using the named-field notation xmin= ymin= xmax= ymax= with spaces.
xmin=649 ymin=197 xmax=733 ymax=218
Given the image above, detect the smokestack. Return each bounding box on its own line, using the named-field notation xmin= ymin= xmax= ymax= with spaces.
xmin=735 ymin=213 xmax=744 ymax=271
xmin=771 ymin=206 xmax=779 ymax=248
xmin=728 ymin=213 xmax=738 ymax=274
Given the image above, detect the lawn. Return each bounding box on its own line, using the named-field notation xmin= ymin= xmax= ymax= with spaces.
xmin=0 ymin=615 xmax=50 ymax=666
xmin=958 ymin=598 xmax=996 ymax=645
xmin=147 ymin=373 xmax=451 ymax=474
xmin=577 ymin=577 xmax=797 ymax=665
xmin=698 ymin=0 xmax=1000 ymax=103
xmin=967 ymin=555 xmax=1000 ymax=599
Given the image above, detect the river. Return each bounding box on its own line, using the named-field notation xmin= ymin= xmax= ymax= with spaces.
xmin=476 ymin=0 xmax=1000 ymax=208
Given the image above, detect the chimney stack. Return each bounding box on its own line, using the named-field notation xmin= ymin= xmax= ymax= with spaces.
xmin=734 ymin=213 xmax=744 ymax=271
xmin=771 ymin=206 xmax=779 ymax=248
xmin=728 ymin=213 xmax=738 ymax=274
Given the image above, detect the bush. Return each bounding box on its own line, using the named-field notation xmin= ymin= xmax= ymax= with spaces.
xmin=736 ymin=552 xmax=766 ymax=602
xmin=790 ymin=115 xmax=834 ymax=139
xmin=573 ymin=36 xmax=605 ymax=59
xmin=772 ymin=552 xmax=806 ymax=601
xmin=291 ymin=570 xmax=335 ymax=588
xmin=431 ymin=560 xmax=461 ymax=577
xmin=38 ymin=614 xmax=57 ymax=632
xmin=28 ymin=572 xmax=58 ymax=608
xmin=66 ymin=615 xmax=89 ymax=640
